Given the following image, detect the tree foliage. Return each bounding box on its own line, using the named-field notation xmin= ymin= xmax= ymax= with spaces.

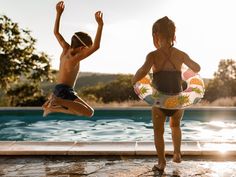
xmin=205 ymin=59 xmax=236 ymax=102
xmin=0 ymin=15 xmax=53 ymax=106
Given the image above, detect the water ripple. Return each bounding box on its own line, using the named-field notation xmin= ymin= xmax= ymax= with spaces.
xmin=1 ymin=112 xmax=236 ymax=141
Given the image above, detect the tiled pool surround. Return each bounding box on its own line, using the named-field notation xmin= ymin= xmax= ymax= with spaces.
xmin=1 ymin=141 xmax=236 ymax=156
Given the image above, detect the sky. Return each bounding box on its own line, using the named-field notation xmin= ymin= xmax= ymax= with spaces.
xmin=1 ymin=0 xmax=236 ymax=78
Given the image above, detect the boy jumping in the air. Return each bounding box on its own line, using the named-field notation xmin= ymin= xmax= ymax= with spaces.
xmin=43 ymin=1 xmax=104 ymax=117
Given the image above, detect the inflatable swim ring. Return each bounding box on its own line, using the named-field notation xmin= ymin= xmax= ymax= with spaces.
xmin=133 ymin=66 xmax=205 ymax=109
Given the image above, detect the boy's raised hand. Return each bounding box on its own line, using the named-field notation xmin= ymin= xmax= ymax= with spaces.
xmin=56 ymin=1 xmax=65 ymax=14
xmin=95 ymin=11 xmax=103 ymax=26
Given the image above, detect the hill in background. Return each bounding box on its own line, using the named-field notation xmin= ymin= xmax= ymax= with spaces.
xmin=41 ymin=72 xmax=120 ymax=94
xmin=75 ymin=72 xmax=119 ymax=89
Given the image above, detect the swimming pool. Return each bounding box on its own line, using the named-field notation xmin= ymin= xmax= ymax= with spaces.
xmin=0 ymin=107 xmax=235 ymax=142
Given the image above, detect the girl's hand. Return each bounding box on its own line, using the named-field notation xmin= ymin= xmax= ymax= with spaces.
xmin=95 ymin=11 xmax=104 ymax=26
xmin=56 ymin=1 xmax=65 ymax=14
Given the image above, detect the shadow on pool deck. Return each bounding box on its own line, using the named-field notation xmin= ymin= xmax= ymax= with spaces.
xmin=0 ymin=155 xmax=236 ymax=177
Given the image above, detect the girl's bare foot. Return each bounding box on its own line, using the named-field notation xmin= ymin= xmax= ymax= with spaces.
xmin=152 ymin=161 xmax=166 ymax=171
xmin=173 ymin=153 xmax=181 ymax=163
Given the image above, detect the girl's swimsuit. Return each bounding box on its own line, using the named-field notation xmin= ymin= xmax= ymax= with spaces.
xmin=152 ymin=49 xmax=183 ymax=117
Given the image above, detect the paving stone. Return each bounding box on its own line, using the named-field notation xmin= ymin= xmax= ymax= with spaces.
xmin=0 ymin=156 xmax=236 ymax=177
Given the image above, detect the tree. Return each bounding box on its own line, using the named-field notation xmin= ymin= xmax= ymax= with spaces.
xmin=205 ymin=59 xmax=236 ymax=101
xmin=102 ymin=75 xmax=139 ymax=103
xmin=0 ymin=15 xmax=53 ymax=106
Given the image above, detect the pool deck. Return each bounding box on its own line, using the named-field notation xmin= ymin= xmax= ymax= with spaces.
xmin=1 ymin=141 xmax=236 ymax=176
xmin=1 ymin=141 xmax=236 ymax=156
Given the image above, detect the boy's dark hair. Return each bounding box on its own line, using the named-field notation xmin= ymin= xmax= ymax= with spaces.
xmin=71 ymin=32 xmax=93 ymax=48
xmin=152 ymin=16 xmax=176 ymax=46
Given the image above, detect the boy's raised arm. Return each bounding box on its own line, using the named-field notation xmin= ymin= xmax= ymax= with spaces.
xmin=54 ymin=1 xmax=69 ymax=50
xmin=92 ymin=11 xmax=104 ymax=50
xmin=76 ymin=11 xmax=104 ymax=60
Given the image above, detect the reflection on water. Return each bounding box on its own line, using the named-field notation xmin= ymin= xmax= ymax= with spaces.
xmin=1 ymin=118 xmax=236 ymax=142
xmin=0 ymin=119 xmax=154 ymax=141
xmin=180 ymin=120 xmax=236 ymax=142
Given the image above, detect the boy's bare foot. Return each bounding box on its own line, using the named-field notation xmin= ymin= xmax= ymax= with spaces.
xmin=42 ymin=99 xmax=50 ymax=109
xmin=43 ymin=107 xmax=53 ymax=117
xmin=42 ymin=94 xmax=67 ymax=117
xmin=47 ymin=94 xmax=57 ymax=107
xmin=173 ymin=153 xmax=181 ymax=163
xmin=44 ymin=94 xmax=62 ymax=108
xmin=42 ymin=93 xmax=55 ymax=109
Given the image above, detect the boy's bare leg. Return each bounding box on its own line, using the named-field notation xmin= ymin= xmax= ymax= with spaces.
xmin=47 ymin=94 xmax=94 ymax=117
xmin=152 ymin=107 xmax=167 ymax=171
xmin=43 ymin=105 xmax=77 ymax=117
xmin=74 ymin=96 xmax=94 ymax=115
xmin=170 ymin=110 xmax=184 ymax=163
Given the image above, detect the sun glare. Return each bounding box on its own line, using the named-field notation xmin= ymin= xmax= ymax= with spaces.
xmin=203 ymin=143 xmax=233 ymax=153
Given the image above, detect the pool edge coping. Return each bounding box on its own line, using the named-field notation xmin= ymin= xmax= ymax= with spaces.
xmin=0 ymin=141 xmax=236 ymax=156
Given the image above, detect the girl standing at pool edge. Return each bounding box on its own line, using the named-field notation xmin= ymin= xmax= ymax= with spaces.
xmin=132 ymin=16 xmax=200 ymax=171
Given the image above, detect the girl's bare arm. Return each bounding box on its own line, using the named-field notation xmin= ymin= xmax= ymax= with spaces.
xmin=132 ymin=53 xmax=154 ymax=84
xmin=182 ymin=52 xmax=201 ymax=72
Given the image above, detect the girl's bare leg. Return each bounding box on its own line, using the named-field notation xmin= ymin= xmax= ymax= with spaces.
xmin=152 ymin=107 xmax=167 ymax=170
xmin=170 ymin=110 xmax=184 ymax=163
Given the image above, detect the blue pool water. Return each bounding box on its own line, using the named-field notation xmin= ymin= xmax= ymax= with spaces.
xmin=0 ymin=107 xmax=235 ymax=142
